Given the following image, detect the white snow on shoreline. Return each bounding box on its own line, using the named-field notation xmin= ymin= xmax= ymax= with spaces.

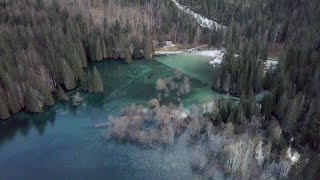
xmin=192 ymin=49 xmax=225 ymax=58
xmin=171 ymin=0 xmax=227 ymax=31
xmin=156 ymin=49 xmax=225 ymax=57
xmin=155 ymin=51 xmax=183 ymax=55
xmin=155 ymin=49 xmax=279 ymax=70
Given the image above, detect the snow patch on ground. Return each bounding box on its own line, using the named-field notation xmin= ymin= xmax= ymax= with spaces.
xmin=155 ymin=51 xmax=184 ymax=55
xmin=266 ymin=59 xmax=279 ymax=69
xmin=155 ymin=49 xmax=279 ymax=70
xmin=190 ymin=49 xmax=226 ymax=67
xmin=209 ymin=59 xmax=222 ymax=66
xmin=171 ymin=0 xmax=226 ymax=31
xmin=192 ymin=49 xmax=225 ymax=58
xmin=286 ymin=147 xmax=300 ymax=164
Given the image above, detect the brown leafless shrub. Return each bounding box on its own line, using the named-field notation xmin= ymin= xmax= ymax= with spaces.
xmin=105 ymin=103 xmax=190 ymax=146
xmin=148 ymin=98 xmax=160 ymax=109
xmin=183 ymin=76 xmax=190 ymax=93
xmin=156 ymin=72 xmax=191 ymax=100
xmin=156 ymin=78 xmax=169 ymax=92
xmin=189 ymin=122 xmax=297 ymax=179
xmin=72 ymin=92 xmax=83 ymax=106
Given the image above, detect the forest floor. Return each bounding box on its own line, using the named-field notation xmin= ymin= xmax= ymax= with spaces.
xmin=268 ymin=44 xmax=284 ymax=59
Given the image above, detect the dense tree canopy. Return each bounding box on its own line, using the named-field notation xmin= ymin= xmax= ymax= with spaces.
xmin=196 ymin=0 xmax=320 ymax=153
xmin=0 ymin=0 xmax=206 ymax=119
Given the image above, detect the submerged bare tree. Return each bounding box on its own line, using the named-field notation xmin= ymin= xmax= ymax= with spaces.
xmin=156 ymin=70 xmax=190 ymax=101
xmin=72 ymin=92 xmax=83 ymax=107
xmin=105 ymin=101 xmax=188 ymax=145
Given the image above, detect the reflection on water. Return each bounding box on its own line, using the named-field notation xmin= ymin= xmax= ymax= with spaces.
xmin=0 ymin=108 xmax=57 ymax=146
xmin=0 ymin=57 xmax=229 ymax=179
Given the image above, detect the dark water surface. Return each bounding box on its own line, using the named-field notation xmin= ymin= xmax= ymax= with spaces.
xmin=0 ymin=55 xmax=224 ymax=180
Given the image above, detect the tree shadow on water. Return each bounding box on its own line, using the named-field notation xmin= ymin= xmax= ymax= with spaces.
xmin=0 ymin=108 xmax=57 ymax=146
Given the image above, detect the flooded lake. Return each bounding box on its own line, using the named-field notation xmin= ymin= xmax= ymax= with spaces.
xmin=0 ymin=54 xmax=227 ymax=179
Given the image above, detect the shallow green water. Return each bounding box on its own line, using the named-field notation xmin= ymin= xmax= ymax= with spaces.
xmin=0 ymin=55 xmax=225 ymax=179
xmin=156 ymin=54 xmax=219 ymax=85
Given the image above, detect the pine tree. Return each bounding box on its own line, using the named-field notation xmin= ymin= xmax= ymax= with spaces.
xmin=95 ymin=37 xmax=103 ymax=61
xmin=80 ymin=72 xmax=88 ymax=91
xmin=124 ymin=40 xmax=132 ymax=64
xmin=222 ymin=72 xmax=231 ymax=92
xmin=38 ymin=76 xmax=55 ymax=107
xmin=102 ymin=40 xmax=108 ymax=59
xmin=42 ymin=88 xmax=55 ymax=107
xmin=260 ymin=41 xmax=268 ymax=60
xmin=0 ymin=90 xmax=10 ymax=119
xmin=262 ymin=93 xmax=274 ymax=120
xmin=209 ymin=29 xmax=219 ymax=47
xmin=78 ymin=43 xmax=87 ymax=67
xmin=89 ymin=66 xmax=104 ymax=93
xmin=25 ymin=85 xmax=42 ymax=113
xmin=143 ymin=25 xmax=153 ymax=60
xmin=89 ymin=36 xmax=96 ymax=61
xmin=132 ymin=36 xmax=143 ymax=59
xmin=254 ymin=64 xmax=264 ymax=92
xmin=57 ymin=85 xmax=69 ymax=101
xmin=113 ymin=20 xmax=121 ymax=42
xmin=61 ymin=58 xmax=76 ymax=90
xmin=282 ymin=93 xmax=304 ymax=133
xmin=124 ymin=19 xmax=132 ymax=34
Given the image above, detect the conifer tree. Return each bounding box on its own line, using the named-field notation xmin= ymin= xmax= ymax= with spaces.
xmin=143 ymin=25 xmax=153 ymax=60
xmin=95 ymin=37 xmax=103 ymax=61
xmin=124 ymin=40 xmax=132 ymax=64
xmin=132 ymin=36 xmax=143 ymax=59
xmin=89 ymin=36 xmax=96 ymax=61
xmin=5 ymin=91 xmax=21 ymax=114
xmin=79 ymin=72 xmax=88 ymax=91
xmin=0 ymin=91 xmax=10 ymax=119
xmin=37 ymin=76 xmax=55 ymax=107
xmin=78 ymin=43 xmax=87 ymax=67
xmin=57 ymin=85 xmax=69 ymax=101
xmin=254 ymin=64 xmax=264 ymax=92
xmin=102 ymin=40 xmax=108 ymax=59
xmin=261 ymin=93 xmax=274 ymax=120
xmin=61 ymin=58 xmax=76 ymax=90
xmin=222 ymin=72 xmax=231 ymax=92
xmin=89 ymin=66 xmax=104 ymax=93
xmin=25 ymin=85 xmax=42 ymax=113
xmin=42 ymin=89 xmax=55 ymax=107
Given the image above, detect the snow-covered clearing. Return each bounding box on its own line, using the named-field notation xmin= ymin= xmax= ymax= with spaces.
xmin=266 ymin=58 xmax=279 ymax=69
xmin=171 ymin=0 xmax=226 ymax=31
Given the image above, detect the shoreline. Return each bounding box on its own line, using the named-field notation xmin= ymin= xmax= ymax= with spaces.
xmin=154 ymin=51 xmax=184 ymax=56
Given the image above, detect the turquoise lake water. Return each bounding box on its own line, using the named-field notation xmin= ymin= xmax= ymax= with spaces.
xmin=0 ymin=54 xmax=227 ymax=180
